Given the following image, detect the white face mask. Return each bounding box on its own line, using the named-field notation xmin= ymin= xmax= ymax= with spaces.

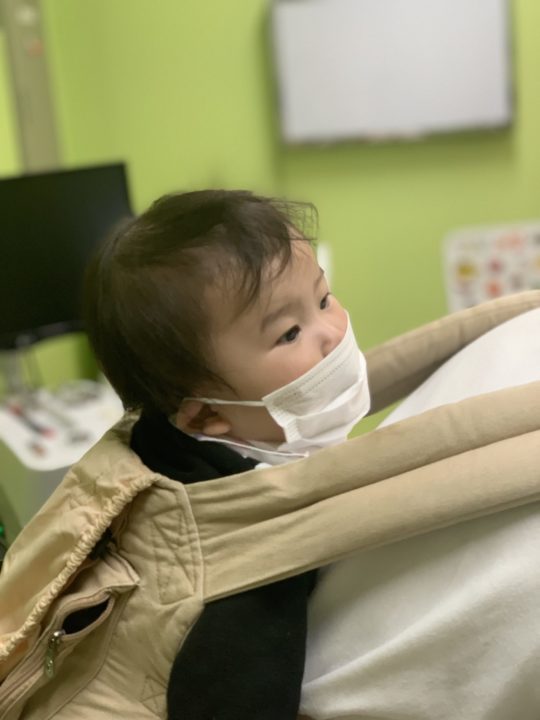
xmin=194 ymin=315 xmax=371 ymax=459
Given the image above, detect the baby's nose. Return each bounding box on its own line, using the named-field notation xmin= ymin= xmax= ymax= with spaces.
xmin=321 ymin=319 xmax=346 ymax=357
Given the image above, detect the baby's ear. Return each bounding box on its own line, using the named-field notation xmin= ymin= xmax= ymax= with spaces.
xmin=175 ymin=400 xmax=232 ymax=437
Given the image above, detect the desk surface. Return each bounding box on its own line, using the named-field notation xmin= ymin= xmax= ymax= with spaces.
xmin=0 ymin=382 xmax=123 ymax=472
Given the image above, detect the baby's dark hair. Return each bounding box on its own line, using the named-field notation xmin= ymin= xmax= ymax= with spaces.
xmin=83 ymin=189 xmax=316 ymax=416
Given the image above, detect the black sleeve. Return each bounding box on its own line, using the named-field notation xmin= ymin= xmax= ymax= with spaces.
xmin=167 ymin=572 xmax=316 ymax=720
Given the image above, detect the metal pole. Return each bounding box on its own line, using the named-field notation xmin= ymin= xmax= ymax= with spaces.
xmin=0 ymin=0 xmax=60 ymax=172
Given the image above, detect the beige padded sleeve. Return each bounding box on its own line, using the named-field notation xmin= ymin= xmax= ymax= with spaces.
xmin=191 ymin=381 xmax=540 ymax=601
xmin=366 ymin=290 xmax=540 ymax=413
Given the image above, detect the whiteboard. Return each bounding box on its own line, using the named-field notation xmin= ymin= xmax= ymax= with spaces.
xmin=272 ymin=0 xmax=512 ymax=143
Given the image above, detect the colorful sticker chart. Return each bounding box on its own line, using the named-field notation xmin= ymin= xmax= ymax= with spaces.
xmin=443 ymin=223 xmax=540 ymax=311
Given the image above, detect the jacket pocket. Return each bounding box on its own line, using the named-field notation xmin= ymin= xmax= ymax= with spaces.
xmin=0 ymin=548 xmax=139 ymax=720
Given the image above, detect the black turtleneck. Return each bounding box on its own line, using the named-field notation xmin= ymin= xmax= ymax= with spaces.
xmin=130 ymin=412 xmax=317 ymax=720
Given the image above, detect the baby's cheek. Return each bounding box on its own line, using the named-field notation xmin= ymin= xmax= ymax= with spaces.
xmin=264 ymin=359 xmax=308 ymax=392
xmin=231 ymin=405 xmax=285 ymax=443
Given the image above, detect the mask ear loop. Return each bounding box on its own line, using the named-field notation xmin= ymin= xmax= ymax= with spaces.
xmin=184 ymin=397 xmax=266 ymax=407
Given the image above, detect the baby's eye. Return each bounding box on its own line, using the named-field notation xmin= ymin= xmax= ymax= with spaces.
xmin=278 ymin=325 xmax=301 ymax=345
xmin=320 ymin=292 xmax=331 ymax=310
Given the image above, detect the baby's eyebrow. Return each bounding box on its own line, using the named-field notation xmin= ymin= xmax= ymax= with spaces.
xmin=260 ymin=301 xmax=297 ymax=333
xmin=260 ymin=268 xmax=325 ymax=333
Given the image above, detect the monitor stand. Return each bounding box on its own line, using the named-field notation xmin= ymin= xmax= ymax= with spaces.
xmin=0 ymin=347 xmax=35 ymax=398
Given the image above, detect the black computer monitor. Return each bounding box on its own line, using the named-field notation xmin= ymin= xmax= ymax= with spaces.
xmin=0 ymin=163 xmax=133 ymax=350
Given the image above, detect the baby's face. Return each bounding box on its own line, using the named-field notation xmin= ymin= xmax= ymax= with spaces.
xmin=200 ymin=241 xmax=348 ymax=443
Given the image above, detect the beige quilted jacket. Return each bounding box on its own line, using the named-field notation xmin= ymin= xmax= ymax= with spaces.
xmin=1 ymin=291 xmax=540 ymax=719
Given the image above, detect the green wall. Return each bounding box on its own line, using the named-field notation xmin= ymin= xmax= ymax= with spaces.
xmin=0 ymin=32 xmax=20 ymax=176
xmin=42 ymin=0 xmax=279 ymax=207
xmin=7 ymin=1 xmax=540 ymax=413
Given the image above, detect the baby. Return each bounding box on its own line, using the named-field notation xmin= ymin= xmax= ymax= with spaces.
xmin=84 ymin=189 xmax=370 ymax=719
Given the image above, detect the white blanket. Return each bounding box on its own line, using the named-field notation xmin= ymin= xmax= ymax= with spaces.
xmin=301 ymin=307 xmax=540 ymax=720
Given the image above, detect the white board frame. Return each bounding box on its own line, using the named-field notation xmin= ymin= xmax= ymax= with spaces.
xmin=271 ymin=0 xmax=513 ymax=144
